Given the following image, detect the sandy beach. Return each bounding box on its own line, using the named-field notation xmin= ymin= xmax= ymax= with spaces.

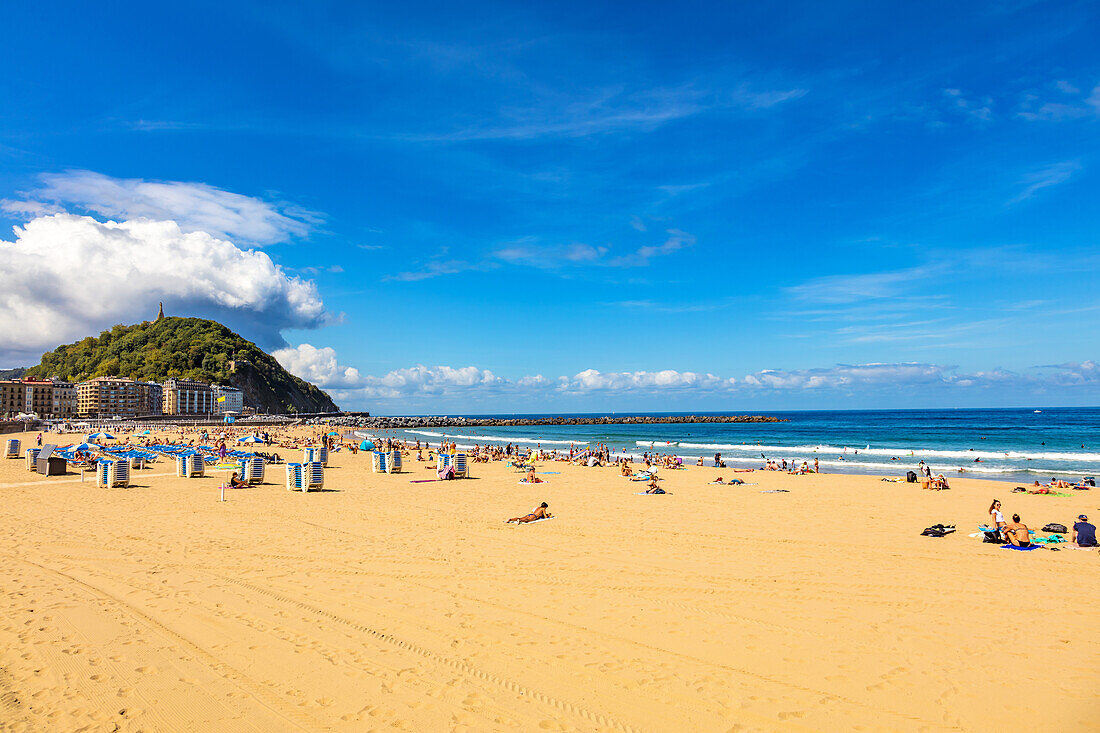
xmin=0 ymin=429 xmax=1095 ymax=732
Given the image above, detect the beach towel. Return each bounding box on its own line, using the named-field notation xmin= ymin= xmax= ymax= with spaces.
xmin=518 ymin=480 xmax=546 ymax=484
xmin=635 ymin=490 xmax=670 ymax=495
xmin=511 ymin=516 xmax=554 ymax=524
xmin=761 ymin=489 xmax=790 ymax=493
xmin=1002 ymin=544 xmax=1041 ymax=551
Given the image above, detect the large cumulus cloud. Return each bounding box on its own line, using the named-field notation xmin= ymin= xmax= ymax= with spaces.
xmin=0 ymin=214 xmax=328 ymax=365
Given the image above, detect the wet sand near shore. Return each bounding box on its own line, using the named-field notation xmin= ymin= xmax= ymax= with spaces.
xmin=0 ymin=429 xmax=1095 ymax=732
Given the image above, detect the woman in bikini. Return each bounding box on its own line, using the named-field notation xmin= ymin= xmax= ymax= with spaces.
xmin=507 ymin=503 xmax=550 ymax=523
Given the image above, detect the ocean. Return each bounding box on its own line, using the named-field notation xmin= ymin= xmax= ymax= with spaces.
xmin=377 ymin=407 xmax=1100 ymax=483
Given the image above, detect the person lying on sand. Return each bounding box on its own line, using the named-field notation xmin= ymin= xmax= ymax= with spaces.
xmin=1004 ymin=514 xmax=1031 ymax=547
xmin=507 ymin=502 xmax=551 ymax=523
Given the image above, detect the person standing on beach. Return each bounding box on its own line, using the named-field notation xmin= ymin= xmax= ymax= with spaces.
xmin=814 ymin=457 xmax=819 ymax=473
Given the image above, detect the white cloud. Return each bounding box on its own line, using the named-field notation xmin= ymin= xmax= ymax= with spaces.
xmin=310 ymin=353 xmax=1100 ymax=410
xmin=4 ymin=170 xmax=316 ymax=245
xmin=493 ymin=241 xmax=607 ymax=267
xmin=607 ymin=229 xmax=695 ymax=267
xmin=0 ymin=214 xmax=328 ymax=364
xmin=273 ymin=343 xmax=361 ymax=388
xmin=1008 ymin=160 xmax=1079 ymax=204
xmin=786 ymin=264 xmax=942 ymax=304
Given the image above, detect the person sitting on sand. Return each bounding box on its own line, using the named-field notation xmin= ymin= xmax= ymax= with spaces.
xmin=228 ymin=472 xmax=249 ymax=489
xmin=620 ymin=461 xmax=633 ymax=477
xmin=931 ymin=474 xmax=950 ymax=490
xmin=525 ymin=467 xmax=544 ymax=484
xmin=1071 ymin=514 xmax=1097 ymax=547
xmin=507 ymin=502 xmax=551 ymax=523
xmin=1004 ymin=513 xmax=1031 ymax=547
xmin=989 ymin=499 xmax=1007 ymax=538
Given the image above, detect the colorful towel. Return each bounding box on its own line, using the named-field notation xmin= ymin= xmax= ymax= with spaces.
xmin=1002 ymin=544 xmax=1041 ymax=551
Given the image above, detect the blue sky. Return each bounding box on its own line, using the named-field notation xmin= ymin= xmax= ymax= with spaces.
xmin=1 ymin=0 xmax=1098 ymax=412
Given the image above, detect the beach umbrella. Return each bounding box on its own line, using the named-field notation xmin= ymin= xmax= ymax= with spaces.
xmin=359 ymin=440 xmax=374 ymax=451
xmin=88 ymin=432 xmax=115 ymax=441
xmin=238 ymin=436 xmax=262 ymax=443
xmin=73 ymin=442 xmax=98 ymax=452
xmin=326 ymin=431 xmax=340 ymax=437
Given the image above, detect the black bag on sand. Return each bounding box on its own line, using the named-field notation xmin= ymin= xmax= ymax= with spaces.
xmin=921 ymin=524 xmax=955 ymax=537
xmin=982 ymin=529 xmax=1005 ymax=544
xmin=1041 ymin=523 xmax=1068 ymax=534
xmin=906 ymin=471 xmax=917 ymax=483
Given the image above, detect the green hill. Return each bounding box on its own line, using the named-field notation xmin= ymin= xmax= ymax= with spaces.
xmin=24 ymin=317 xmax=339 ymax=414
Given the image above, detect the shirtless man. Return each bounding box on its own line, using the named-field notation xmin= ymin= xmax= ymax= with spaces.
xmin=228 ymin=471 xmax=249 ymax=489
xmin=507 ymin=502 xmax=550 ymax=523
xmin=525 ymin=467 xmax=544 ymax=484
xmin=1004 ymin=513 xmax=1031 ymax=547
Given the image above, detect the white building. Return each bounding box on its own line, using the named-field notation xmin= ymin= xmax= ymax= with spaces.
xmin=213 ymin=385 xmax=244 ymax=414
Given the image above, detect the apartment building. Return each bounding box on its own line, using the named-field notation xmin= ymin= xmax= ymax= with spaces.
xmin=77 ymin=377 xmax=141 ymax=417
xmin=0 ymin=378 xmax=78 ymax=419
xmin=212 ymin=385 xmax=244 ymax=414
xmin=162 ymin=378 xmax=215 ymax=415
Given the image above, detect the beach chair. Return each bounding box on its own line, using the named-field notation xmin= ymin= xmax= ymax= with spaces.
xmin=372 ymin=451 xmax=389 ymax=473
xmin=452 ymin=452 xmax=469 ymax=478
xmin=186 ymin=454 xmax=205 ymax=478
xmin=389 ymin=450 xmax=402 ymax=474
xmin=25 ymin=448 xmax=41 ymax=471
xmin=176 ymin=455 xmax=188 ymax=477
xmin=305 ymin=461 xmax=324 ymax=490
xmin=110 ymin=459 xmax=130 ymax=488
xmin=316 ymin=445 xmax=329 ymax=467
xmin=303 ymin=447 xmax=320 ymax=465
xmin=436 ymin=453 xmax=452 ymax=472
xmin=244 ymin=457 xmax=265 ymax=484
xmin=96 ymin=460 xmax=111 ymax=488
xmin=286 ymin=463 xmax=304 ymax=491
xmin=5 ymin=439 xmax=20 ymax=459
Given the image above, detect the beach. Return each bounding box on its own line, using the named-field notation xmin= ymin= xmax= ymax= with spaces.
xmin=0 ymin=428 xmax=1095 ymax=732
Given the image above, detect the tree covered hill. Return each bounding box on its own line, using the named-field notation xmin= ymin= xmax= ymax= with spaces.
xmin=24 ymin=317 xmax=339 ymax=414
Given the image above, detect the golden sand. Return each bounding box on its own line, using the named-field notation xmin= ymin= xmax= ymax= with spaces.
xmin=0 ymin=429 xmax=1095 ymax=732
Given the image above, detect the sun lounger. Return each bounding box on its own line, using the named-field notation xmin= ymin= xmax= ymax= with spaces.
xmin=452 ymin=453 xmax=469 ymax=478
xmin=286 ymin=463 xmax=304 ymax=491
xmin=305 ymin=461 xmax=324 ymax=490
xmin=5 ymin=439 xmax=20 ymax=459
xmin=25 ymin=448 xmax=41 ymax=471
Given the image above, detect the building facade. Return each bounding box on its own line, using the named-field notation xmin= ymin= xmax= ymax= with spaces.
xmin=212 ymin=385 xmax=244 ymax=414
xmin=0 ymin=378 xmax=78 ymax=419
xmin=162 ymin=378 xmax=215 ymax=415
xmin=77 ymin=377 xmax=141 ymax=417
xmin=136 ymin=381 xmax=163 ymax=416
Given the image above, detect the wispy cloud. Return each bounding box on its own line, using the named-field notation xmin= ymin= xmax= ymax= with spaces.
xmin=786 ymin=264 xmax=945 ymax=304
xmin=607 ymin=229 xmax=695 ymax=267
xmin=1008 ymin=160 xmax=1079 ymax=204
xmin=387 ymin=258 xmax=488 ymax=282
xmin=943 ymin=88 xmax=992 ymax=121
xmin=3 ymin=170 xmax=317 ymax=245
xmin=493 ymin=240 xmax=607 ymax=267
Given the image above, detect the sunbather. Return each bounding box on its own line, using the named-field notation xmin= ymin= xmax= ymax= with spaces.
xmin=1004 ymin=514 xmax=1031 ymax=547
xmin=525 ymin=468 xmax=544 ymax=484
xmin=228 ymin=472 xmax=249 ymax=489
xmin=507 ymin=502 xmax=551 ymax=523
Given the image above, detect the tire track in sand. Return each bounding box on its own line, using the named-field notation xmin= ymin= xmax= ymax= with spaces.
xmin=10 ymin=555 xmax=316 ymax=732
xmin=214 ymin=573 xmax=643 ymax=733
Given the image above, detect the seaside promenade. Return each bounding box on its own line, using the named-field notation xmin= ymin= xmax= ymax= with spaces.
xmin=0 ymin=428 xmax=1094 ymax=731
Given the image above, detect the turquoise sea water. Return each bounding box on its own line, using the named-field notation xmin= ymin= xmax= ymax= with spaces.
xmin=378 ymin=408 xmax=1100 ymax=483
